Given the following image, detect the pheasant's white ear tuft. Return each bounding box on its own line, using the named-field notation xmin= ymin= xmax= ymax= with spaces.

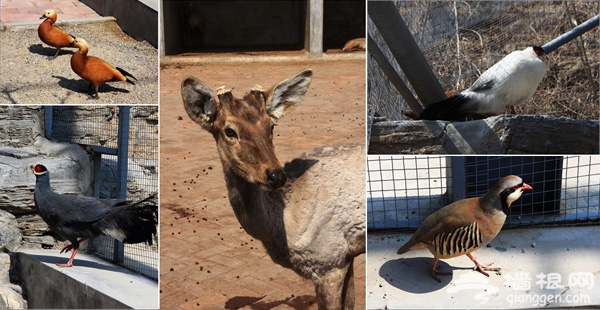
xmin=265 ymin=69 xmax=313 ymax=120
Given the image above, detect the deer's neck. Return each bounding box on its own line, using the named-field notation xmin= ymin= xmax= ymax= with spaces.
xmin=223 ymin=170 xmax=292 ymax=268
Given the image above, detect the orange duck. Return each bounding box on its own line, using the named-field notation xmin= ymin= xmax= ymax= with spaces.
xmin=69 ymin=37 xmax=137 ymax=99
xmin=38 ymin=9 xmax=75 ymax=59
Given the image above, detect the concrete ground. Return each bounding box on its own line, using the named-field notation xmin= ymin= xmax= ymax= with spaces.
xmin=0 ymin=0 xmax=158 ymax=104
xmin=367 ymin=225 xmax=600 ymax=309
xmin=18 ymin=249 xmax=158 ymax=309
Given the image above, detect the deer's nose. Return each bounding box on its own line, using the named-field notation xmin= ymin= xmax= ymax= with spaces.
xmin=267 ymin=168 xmax=286 ymax=189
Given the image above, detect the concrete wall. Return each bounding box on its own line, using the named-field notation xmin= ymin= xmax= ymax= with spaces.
xmin=15 ymin=250 xmax=158 ymax=309
xmin=323 ymin=0 xmax=365 ymax=50
xmin=81 ymin=0 xmax=158 ymax=47
xmin=161 ymin=0 xmax=365 ymax=55
xmin=163 ymin=1 xmax=303 ymax=55
xmin=16 ymin=253 xmax=127 ymax=308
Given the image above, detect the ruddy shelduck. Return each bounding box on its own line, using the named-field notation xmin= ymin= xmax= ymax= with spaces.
xmin=38 ymin=9 xmax=75 ymax=59
xmin=69 ymin=37 xmax=137 ymax=99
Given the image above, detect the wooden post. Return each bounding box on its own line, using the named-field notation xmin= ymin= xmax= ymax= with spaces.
xmin=369 ymin=1 xmax=446 ymax=107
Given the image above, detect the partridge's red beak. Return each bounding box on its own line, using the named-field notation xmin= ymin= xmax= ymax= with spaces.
xmin=522 ymin=183 xmax=533 ymax=191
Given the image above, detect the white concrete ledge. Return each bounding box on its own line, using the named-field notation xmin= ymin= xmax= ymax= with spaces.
xmin=367 ymin=225 xmax=600 ymax=309
xmin=16 ymin=249 xmax=158 ymax=309
xmin=160 ymin=52 xmax=366 ymax=64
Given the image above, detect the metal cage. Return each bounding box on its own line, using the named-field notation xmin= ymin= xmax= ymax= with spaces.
xmin=46 ymin=106 xmax=158 ymax=279
xmin=367 ymin=155 xmax=600 ymax=231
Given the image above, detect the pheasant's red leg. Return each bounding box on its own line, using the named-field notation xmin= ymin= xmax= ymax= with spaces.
xmin=467 ymin=253 xmax=500 ymax=277
xmin=430 ymin=257 xmax=451 ymax=282
xmin=56 ymin=248 xmax=79 ymax=267
xmin=505 ymin=105 xmax=517 ymax=114
xmin=60 ymin=238 xmax=89 ymax=254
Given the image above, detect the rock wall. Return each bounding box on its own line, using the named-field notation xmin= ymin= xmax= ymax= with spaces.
xmin=0 ymin=105 xmax=158 ymax=307
xmin=0 ymin=106 xmax=43 ymax=148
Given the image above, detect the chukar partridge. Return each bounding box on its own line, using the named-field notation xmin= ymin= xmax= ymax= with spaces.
xmin=397 ymin=175 xmax=532 ymax=281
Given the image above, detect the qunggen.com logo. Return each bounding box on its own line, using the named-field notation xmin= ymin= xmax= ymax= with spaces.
xmin=503 ymin=271 xmax=593 ymax=307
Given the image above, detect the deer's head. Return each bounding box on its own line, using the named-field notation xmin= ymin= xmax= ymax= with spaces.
xmin=181 ymin=69 xmax=313 ymax=191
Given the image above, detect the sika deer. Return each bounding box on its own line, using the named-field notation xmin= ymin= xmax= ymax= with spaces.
xmin=181 ymin=69 xmax=365 ymax=310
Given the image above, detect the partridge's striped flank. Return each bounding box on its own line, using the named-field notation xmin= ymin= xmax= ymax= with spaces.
xmin=433 ymin=222 xmax=482 ymax=257
xmin=396 ymin=175 xmax=532 ymax=281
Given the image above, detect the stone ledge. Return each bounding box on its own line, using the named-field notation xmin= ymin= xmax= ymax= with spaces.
xmin=369 ymin=115 xmax=599 ymax=154
xmin=15 ymin=249 xmax=158 ymax=309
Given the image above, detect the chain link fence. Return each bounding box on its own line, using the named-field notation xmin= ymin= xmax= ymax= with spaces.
xmin=369 ymin=0 xmax=599 ymax=122
xmin=48 ymin=106 xmax=158 ymax=279
xmin=368 ymin=155 xmax=600 ymax=231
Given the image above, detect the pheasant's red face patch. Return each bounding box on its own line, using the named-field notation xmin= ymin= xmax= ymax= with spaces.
xmin=33 ymin=165 xmax=47 ymax=173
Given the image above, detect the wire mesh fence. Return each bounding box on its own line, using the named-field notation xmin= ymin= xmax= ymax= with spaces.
xmin=367 ymin=155 xmax=600 ymax=231
xmin=48 ymin=106 xmax=158 ymax=279
xmin=368 ymin=0 xmax=599 ymax=121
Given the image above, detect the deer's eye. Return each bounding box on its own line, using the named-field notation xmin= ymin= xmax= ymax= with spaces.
xmin=224 ymin=128 xmax=237 ymax=138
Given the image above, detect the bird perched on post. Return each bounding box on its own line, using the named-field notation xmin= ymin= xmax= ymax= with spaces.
xmin=38 ymin=9 xmax=75 ymax=59
xmin=419 ymin=46 xmax=548 ymax=121
xmin=30 ymin=164 xmax=157 ymax=267
xmin=69 ymin=37 xmax=137 ymax=99
xmin=397 ymin=175 xmax=532 ymax=281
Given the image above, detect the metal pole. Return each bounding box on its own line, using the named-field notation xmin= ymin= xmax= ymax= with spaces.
xmin=44 ymin=106 xmax=53 ymax=139
xmin=448 ymin=156 xmax=466 ymax=204
xmin=114 ymin=106 xmax=130 ymax=263
xmin=542 ymin=14 xmax=599 ymax=54
xmin=117 ymin=106 xmax=130 ymax=200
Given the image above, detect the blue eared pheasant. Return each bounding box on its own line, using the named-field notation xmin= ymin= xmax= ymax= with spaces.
xmin=31 ymin=164 xmax=157 ymax=267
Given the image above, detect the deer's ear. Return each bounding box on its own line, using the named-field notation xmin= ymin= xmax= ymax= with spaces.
xmin=181 ymin=77 xmax=217 ymax=130
xmin=265 ymin=69 xmax=313 ymax=120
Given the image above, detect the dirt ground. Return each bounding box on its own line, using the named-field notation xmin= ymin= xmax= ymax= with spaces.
xmin=0 ymin=21 xmax=158 ymax=104
xmin=159 ymin=58 xmax=366 ymax=309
